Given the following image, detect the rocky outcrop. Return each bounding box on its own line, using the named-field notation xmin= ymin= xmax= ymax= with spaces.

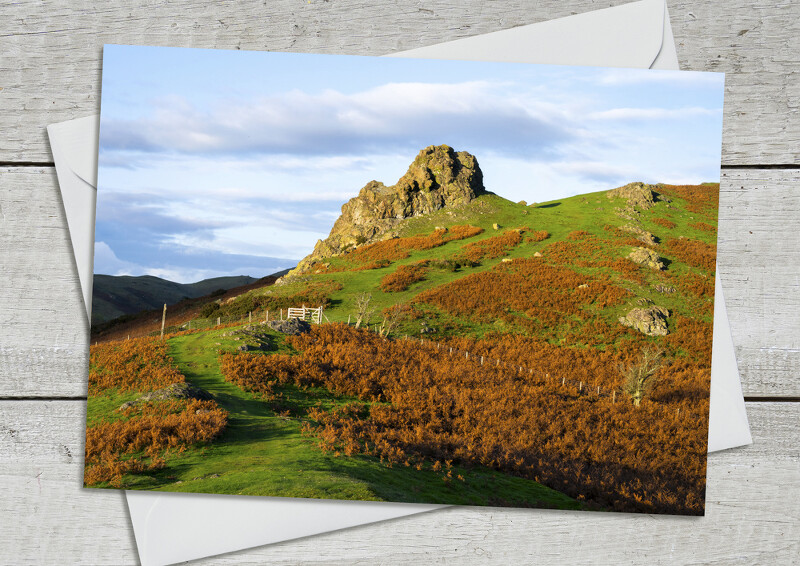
xmin=629 ymin=247 xmax=665 ymax=270
xmin=608 ymin=182 xmax=671 ymax=226
xmin=290 ymin=145 xmax=485 ymax=274
xmin=118 ymin=382 xmax=213 ymax=411
xmin=619 ymin=224 xmax=658 ymax=246
xmin=267 ymin=318 xmax=311 ymax=335
xmin=619 ymin=306 xmax=670 ymax=336
xmin=607 ymin=182 xmax=666 ymax=210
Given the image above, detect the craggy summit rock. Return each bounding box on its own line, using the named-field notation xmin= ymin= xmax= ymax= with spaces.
xmin=619 ymin=306 xmax=670 ymax=336
xmin=290 ymin=145 xmax=485 ymax=274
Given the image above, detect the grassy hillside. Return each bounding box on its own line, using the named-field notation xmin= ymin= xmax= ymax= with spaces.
xmin=85 ymin=182 xmax=719 ymax=514
xmin=199 ymin=185 xmax=717 ymax=349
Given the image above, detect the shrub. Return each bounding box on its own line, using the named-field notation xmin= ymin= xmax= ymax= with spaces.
xmin=220 ymin=324 xmax=711 ymax=514
xmin=89 ymin=337 xmax=185 ymax=394
xmin=664 ymin=238 xmax=717 ymax=272
xmin=84 ymin=399 xmax=228 ymax=487
xmin=653 ymin=218 xmax=677 ymax=229
xmin=380 ymin=261 xmax=429 ymax=292
xmin=345 ymin=225 xmax=485 ymax=267
xmin=455 ymin=229 xmax=524 ymax=263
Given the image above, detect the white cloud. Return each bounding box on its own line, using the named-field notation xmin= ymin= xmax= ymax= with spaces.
xmin=588 ymin=107 xmax=721 ymax=121
xmin=100 ymin=81 xmax=573 ymax=158
xmin=598 ymin=69 xmax=724 ymax=87
xmin=94 ymin=241 xmax=138 ymax=276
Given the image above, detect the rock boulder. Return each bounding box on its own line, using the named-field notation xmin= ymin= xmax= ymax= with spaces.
xmin=619 ymin=306 xmax=670 ymax=336
xmin=629 ymin=247 xmax=665 ymax=270
xmin=118 ymin=382 xmax=214 ymax=411
xmin=267 ymin=318 xmax=312 ymax=335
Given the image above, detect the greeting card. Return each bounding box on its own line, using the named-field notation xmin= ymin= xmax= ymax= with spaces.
xmin=86 ymin=45 xmax=724 ymax=515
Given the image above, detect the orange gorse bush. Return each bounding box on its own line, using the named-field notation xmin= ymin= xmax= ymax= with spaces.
xmin=658 ymin=184 xmax=720 ymax=216
xmin=664 ymin=238 xmax=717 ymax=272
xmin=682 ymin=271 xmax=716 ymax=299
xmin=380 ymin=261 xmax=430 ymax=292
xmin=455 ymin=229 xmax=524 ymax=263
xmin=86 ymin=336 xmax=228 ymax=487
xmin=89 ymin=337 xmax=185 ymax=394
xmin=219 ymin=324 xmax=710 ymax=514
xmin=652 ymin=217 xmax=677 ymax=229
xmin=689 ymin=221 xmax=716 ymax=233
xmin=345 ymin=225 xmax=484 ymax=266
xmin=84 ymin=399 xmax=228 ymax=487
xmin=414 ymin=258 xmax=632 ymax=335
xmin=526 ymin=230 xmax=550 ymax=243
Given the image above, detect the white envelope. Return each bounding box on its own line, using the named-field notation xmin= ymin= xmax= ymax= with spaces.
xmin=47 ymin=1 xmax=751 ymax=564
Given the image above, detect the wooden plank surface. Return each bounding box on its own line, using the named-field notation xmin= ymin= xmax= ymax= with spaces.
xmin=1 ymin=401 xmax=797 ymax=564
xmin=0 ymin=0 xmax=798 ymax=165
xmin=2 ymin=166 xmax=797 ymax=398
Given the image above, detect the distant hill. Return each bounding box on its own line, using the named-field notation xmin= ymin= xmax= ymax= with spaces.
xmin=92 ymin=274 xmax=261 ymax=325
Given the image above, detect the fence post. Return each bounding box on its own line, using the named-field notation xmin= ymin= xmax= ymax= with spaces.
xmin=480 ymin=356 xmax=484 ymax=365
xmin=562 ymin=377 xmax=565 ymax=386
xmin=579 ymin=381 xmax=583 ymax=392
xmin=496 ymin=359 xmax=500 ymax=366
xmin=160 ymin=303 xmax=167 ymax=339
xmin=266 ymin=310 xmax=269 ymax=322
xmin=217 ymin=316 xmax=220 ymax=326
xmin=465 ymin=351 xmax=469 ymax=360
xmin=249 ymin=311 xmax=252 ymax=324
xmin=597 ymin=386 xmax=600 ymax=395
xmin=281 ymin=308 xmax=283 ymax=321
xmin=612 ymin=391 xmax=616 ymax=403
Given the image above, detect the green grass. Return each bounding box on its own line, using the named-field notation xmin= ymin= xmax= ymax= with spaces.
xmin=212 ymin=187 xmax=717 ymax=347
xmin=86 ymin=182 xmax=719 ymax=508
xmin=99 ymin=327 xmax=581 ymax=509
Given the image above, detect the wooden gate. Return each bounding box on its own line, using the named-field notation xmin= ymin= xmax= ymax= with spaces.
xmin=286 ymin=305 xmax=322 ymax=324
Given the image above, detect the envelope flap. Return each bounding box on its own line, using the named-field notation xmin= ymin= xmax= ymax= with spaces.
xmin=390 ymin=0 xmax=666 ymax=69
xmin=47 ymin=115 xmax=99 ymax=186
xmin=128 ymin=493 xmax=440 ymax=566
xmin=47 ymin=116 xmax=99 ymax=319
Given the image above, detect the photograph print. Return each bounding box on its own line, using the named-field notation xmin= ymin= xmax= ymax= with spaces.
xmin=85 ymin=45 xmax=724 ymax=515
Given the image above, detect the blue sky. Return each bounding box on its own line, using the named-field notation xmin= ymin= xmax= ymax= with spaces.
xmin=95 ymin=45 xmax=724 ymax=283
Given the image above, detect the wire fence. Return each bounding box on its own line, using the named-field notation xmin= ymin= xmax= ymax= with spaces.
xmin=134 ymin=308 xmax=686 ymax=418
xmin=396 ymin=336 xmax=690 ymax=419
xmin=145 ymin=306 xmax=325 ymax=338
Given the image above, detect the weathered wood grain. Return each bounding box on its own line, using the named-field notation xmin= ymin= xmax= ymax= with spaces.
xmin=717 ymin=169 xmax=800 ymax=397
xmin=1 ymin=401 xmax=797 ymax=565
xmin=0 ymin=167 xmax=89 ymax=397
xmin=1 ymin=167 xmax=797 ymax=397
xmin=0 ymin=0 xmax=798 ymax=165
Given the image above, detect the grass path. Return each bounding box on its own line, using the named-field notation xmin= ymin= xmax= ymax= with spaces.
xmin=122 ymin=327 xmax=582 ymax=509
